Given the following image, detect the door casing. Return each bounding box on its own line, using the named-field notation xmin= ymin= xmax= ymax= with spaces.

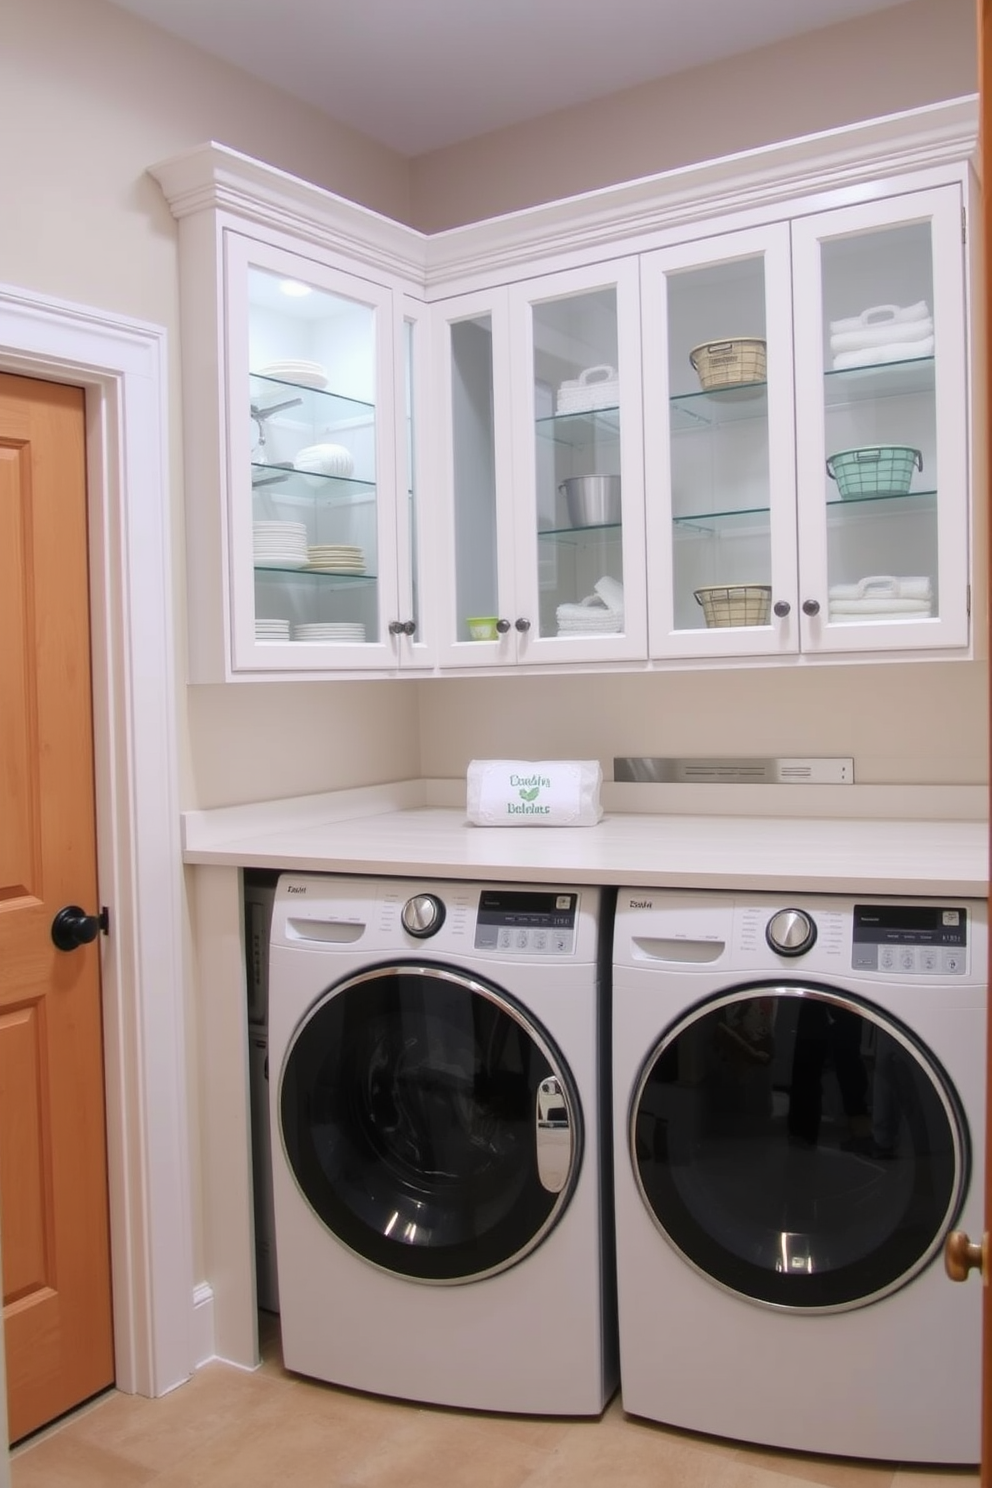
xmin=0 ymin=284 xmax=194 ymax=1479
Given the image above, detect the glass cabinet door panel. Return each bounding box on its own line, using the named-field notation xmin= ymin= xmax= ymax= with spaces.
xmin=247 ymin=264 xmax=380 ymax=649
xmin=508 ymin=261 xmax=646 ymax=664
xmin=791 ymin=187 xmax=969 ymax=653
xmin=450 ymin=313 xmax=500 ymax=638
xmin=642 ymin=226 xmax=796 ymax=658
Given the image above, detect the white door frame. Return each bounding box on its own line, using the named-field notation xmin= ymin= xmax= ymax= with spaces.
xmin=0 ymin=284 xmax=195 ymax=1457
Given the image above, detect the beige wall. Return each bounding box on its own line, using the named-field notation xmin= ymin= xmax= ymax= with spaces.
xmin=410 ymin=0 xmax=977 ymax=231
xmin=1 ymin=0 xmax=984 ymax=819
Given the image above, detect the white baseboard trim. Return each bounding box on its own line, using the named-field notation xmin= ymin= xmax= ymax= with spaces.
xmin=192 ymin=1283 xmax=216 ymax=1368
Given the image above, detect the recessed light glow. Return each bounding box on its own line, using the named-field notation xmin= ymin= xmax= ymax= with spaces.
xmin=280 ymin=280 xmax=312 ymax=298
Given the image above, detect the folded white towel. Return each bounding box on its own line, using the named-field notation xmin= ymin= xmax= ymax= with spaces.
xmin=829 ymin=598 xmax=932 ymax=615
xmin=828 ymin=575 xmax=932 ymax=601
xmin=593 ymin=575 xmax=625 ymax=613
xmin=829 ymin=300 xmax=930 ymax=334
xmin=832 ymin=336 xmax=934 ymax=370
xmin=830 ymin=317 xmax=933 ymax=354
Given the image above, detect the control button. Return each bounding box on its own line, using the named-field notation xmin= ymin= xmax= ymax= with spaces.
xmin=498 ymin=929 xmax=512 ymax=949
xmin=944 ymin=952 xmax=964 ymax=974
xmin=401 ymin=894 xmax=445 ymax=938
xmin=516 ymin=930 xmax=529 ymax=949
xmin=534 ymin=931 xmax=548 ymax=951
xmin=899 ymin=950 xmax=916 ymax=972
xmin=766 ymin=909 xmax=817 ymax=957
xmin=921 ymin=950 xmax=939 ymax=973
xmin=553 ymin=934 xmax=568 ymax=952
xmin=879 ymin=947 xmax=897 ymax=971
xmin=852 ymin=947 xmax=877 ymax=971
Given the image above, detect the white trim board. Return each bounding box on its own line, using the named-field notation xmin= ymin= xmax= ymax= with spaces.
xmin=0 ymin=287 xmax=196 ymax=1452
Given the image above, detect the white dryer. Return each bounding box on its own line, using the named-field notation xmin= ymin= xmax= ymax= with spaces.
xmin=268 ymin=873 xmax=617 ymax=1415
xmin=612 ymin=889 xmax=986 ymax=1463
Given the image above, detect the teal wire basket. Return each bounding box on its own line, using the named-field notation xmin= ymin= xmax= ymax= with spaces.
xmin=826 ymin=445 xmax=922 ymax=499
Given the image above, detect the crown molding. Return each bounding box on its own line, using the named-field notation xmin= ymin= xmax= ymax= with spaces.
xmin=149 ymin=96 xmax=978 ymax=300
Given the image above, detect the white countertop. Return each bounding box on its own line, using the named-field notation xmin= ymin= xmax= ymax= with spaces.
xmin=181 ymin=780 xmax=990 ymax=897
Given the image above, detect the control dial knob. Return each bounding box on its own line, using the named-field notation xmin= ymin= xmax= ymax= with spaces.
xmin=401 ymin=893 xmax=446 ymax=938
xmin=766 ymin=907 xmax=817 ymax=957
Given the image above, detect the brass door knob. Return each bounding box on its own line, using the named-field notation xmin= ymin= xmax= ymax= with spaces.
xmin=944 ymin=1229 xmax=987 ymax=1282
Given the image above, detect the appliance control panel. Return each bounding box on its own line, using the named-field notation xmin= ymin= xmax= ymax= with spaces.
xmin=474 ymin=890 xmax=578 ymax=955
xmin=851 ymin=903 xmax=968 ymax=975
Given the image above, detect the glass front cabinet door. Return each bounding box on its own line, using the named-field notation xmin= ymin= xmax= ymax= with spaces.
xmin=222 ymin=233 xmax=428 ymax=676
xmin=435 ymin=262 xmax=647 ymax=667
xmin=641 ymin=225 xmax=798 ymax=659
xmin=642 ymin=186 xmax=970 ymax=660
xmin=791 ymin=186 xmax=969 ymax=655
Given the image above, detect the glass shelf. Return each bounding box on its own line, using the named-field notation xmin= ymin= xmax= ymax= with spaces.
xmin=670 ymin=383 xmax=767 ymax=430
xmin=253 ymin=563 xmax=377 ymax=581
xmin=251 ymin=464 xmax=375 ymax=501
xmin=249 ymin=373 xmax=374 ymax=427
xmin=823 ymin=356 xmax=934 ymax=407
xmin=673 ymin=504 xmax=770 ymax=535
xmin=539 ymin=521 xmax=622 ymax=543
xmin=825 ymin=487 xmax=936 ymax=510
xmin=535 ymin=408 xmax=620 ymax=449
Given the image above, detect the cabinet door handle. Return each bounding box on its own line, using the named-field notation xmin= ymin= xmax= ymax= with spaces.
xmin=773 ymin=600 xmax=791 ymax=618
xmin=515 ymin=617 xmax=531 ymax=633
xmin=802 ymin=599 xmax=820 ymax=617
xmin=402 ymin=620 xmax=416 ymax=636
xmin=388 ymin=620 xmax=405 ymax=635
xmin=496 ymin=618 xmax=511 ymax=634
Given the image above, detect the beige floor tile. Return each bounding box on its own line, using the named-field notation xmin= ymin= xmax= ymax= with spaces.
xmin=345 ymin=1405 xmax=553 ymax=1488
xmin=890 ymin=1472 xmax=980 ymax=1486
xmin=727 ymin=1438 xmax=897 ymax=1488
xmin=10 ymin=1433 xmax=158 ymax=1488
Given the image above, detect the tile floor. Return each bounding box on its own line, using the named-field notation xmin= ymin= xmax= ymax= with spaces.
xmin=10 ymin=1313 xmax=981 ymax=1488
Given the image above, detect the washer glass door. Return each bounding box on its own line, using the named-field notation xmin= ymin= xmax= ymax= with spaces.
xmin=280 ymin=963 xmax=582 ymax=1283
xmin=631 ymin=984 xmax=968 ymax=1310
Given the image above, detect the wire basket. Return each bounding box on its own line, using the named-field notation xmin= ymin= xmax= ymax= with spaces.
xmin=694 ymin=584 xmax=772 ymax=628
xmin=689 ymin=338 xmax=767 ymax=391
xmin=826 ymin=445 xmax=922 ymax=499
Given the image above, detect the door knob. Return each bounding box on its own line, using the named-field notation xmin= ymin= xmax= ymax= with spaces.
xmin=773 ymin=600 xmax=791 ymax=618
xmin=802 ymin=599 xmax=821 ymax=617
xmin=51 ymin=905 xmax=109 ymax=952
xmin=944 ymin=1229 xmax=986 ymax=1282
xmin=495 ymin=618 xmax=511 ymax=634
xmin=515 ymin=617 xmax=531 ymax=632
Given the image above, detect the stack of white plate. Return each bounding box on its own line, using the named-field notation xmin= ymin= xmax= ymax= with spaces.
xmin=292 ymin=623 xmax=367 ymax=643
xmin=255 ymin=618 xmax=291 ymax=641
xmin=253 ymin=521 xmax=309 ymax=569
xmin=306 ymin=544 xmax=366 ymax=573
xmin=255 ymin=359 xmax=328 ymax=390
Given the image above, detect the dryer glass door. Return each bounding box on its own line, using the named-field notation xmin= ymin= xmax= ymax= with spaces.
xmin=630 ymin=984 xmax=968 ymax=1311
xmin=280 ymin=963 xmax=582 ymax=1283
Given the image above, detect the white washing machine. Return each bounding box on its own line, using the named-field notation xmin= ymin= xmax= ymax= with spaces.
xmin=268 ymin=873 xmax=617 ymax=1415
xmin=611 ymin=888 xmax=986 ymax=1464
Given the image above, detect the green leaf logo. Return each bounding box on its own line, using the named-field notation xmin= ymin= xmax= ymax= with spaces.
xmin=519 ymin=787 xmax=540 ymax=802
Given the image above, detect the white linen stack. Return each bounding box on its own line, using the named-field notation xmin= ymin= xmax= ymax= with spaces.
xmin=828 ymin=574 xmax=932 ymax=621
xmin=829 ymin=301 xmax=933 ymax=370
xmin=556 ymin=576 xmax=624 ymax=635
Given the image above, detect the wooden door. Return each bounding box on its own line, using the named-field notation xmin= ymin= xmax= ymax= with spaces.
xmin=0 ymin=371 xmax=114 ymax=1442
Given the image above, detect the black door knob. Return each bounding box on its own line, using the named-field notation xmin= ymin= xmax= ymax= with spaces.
xmin=515 ymin=617 xmax=531 ymax=632
xmin=496 ymin=618 xmax=511 ymax=634
xmin=802 ymin=599 xmax=821 ymax=617
xmin=51 ymin=905 xmax=109 ymax=952
xmin=773 ymin=600 xmax=791 ymax=618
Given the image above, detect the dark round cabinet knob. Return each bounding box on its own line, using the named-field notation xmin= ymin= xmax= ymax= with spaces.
xmin=514 ymin=617 xmax=531 ymax=633
xmin=402 ymin=620 xmax=417 ymax=636
xmin=802 ymin=599 xmax=821 ymax=617
xmin=495 ymin=618 xmax=511 ymax=634
xmin=773 ymin=600 xmax=791 ymax=618
xmin=388 ymin=620 xmax=404 ymax=635
xmin=51 ymin=905 xmax=108 ymax=952
xmin=401 ymin=894 xmax=446 ymax=938
xmin=766 ymin=908 xmax=817 ymax=957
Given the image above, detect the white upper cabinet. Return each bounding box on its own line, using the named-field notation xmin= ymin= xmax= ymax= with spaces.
xmin=434 ymin=262 xmax=646 ymax=668
xmin=151 ymin=145 xmax=431 ymax=682
xmin=642 ymin=183 xmax=970 ymax=660
xmin=152 ymin=104 xmax=977 ymax=681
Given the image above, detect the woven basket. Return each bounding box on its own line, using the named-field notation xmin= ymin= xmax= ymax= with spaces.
xmin=694 ymin=584 xmax=772 ymax=628
xmin=689 ymin=338 xmax=767 ymax=391
xmin=826 ymin=445 xmax=922 ymax=499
